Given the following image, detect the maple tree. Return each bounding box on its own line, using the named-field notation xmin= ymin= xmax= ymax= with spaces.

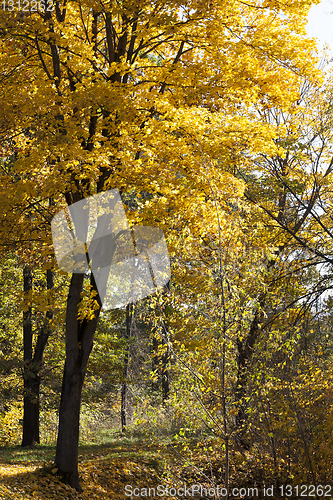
xmin=0 ymin=0 xmax=325 ymax=492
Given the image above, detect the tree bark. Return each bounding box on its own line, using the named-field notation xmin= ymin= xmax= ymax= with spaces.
xmin=55 ymin=273 xmax=102 ymax=491
xmin=21 ymin=266 xmax=37 ymax=447
xmin=151 ymin=334 xmax=160 ymax=392
xmin=121 ymin=303 xmax=133 ymax=432
xmin=151 ymin=327 xmax=170 ymax=400
xmin=161 ymin=340 xmax=170 ymax=402
xmin=22 ymin=268 xmax=54 ymax=447
xmin=235 ymin=309 xmax=260 ymax=431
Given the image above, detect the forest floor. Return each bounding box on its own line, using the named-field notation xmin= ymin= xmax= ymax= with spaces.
xmin=0 ymin=430 xmax=268 ymax=499
xmin=0 ymin=432 xmax=176 ymax=500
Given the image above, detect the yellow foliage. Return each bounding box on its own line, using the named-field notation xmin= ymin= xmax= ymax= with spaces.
xmin=0 ymin=402 xmax=23 ymax=446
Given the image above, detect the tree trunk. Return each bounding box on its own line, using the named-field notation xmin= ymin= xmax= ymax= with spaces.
xmin=151 ymin=334 xmax=160 ymax=392
xmin=120 ymin=381 xmax=128 ymax=432
xmin=55 ymin=273 xmax=101 ymax=491
xmin=151 ymin=327 xmax=170 ymax=400
xmin=22 ymin=376 xmax=40 ymax=447
xmin=22 ymin=268 xmax=54 ymax=448
xmin=161 ymin=341 xmax=170 ymax=401
xmin=21 ymin=266 xmax=38 ymax=447
xmin=234 ymin=249 xmax=282 ymax=435
xmin=235 ymin=309 xmax=260 ymax=431
xmin=121 ymin=303 xmax=133 ymax=432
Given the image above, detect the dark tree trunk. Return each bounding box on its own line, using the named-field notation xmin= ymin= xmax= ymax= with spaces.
xmin=21 ymin=266 xmax=37 ymax=447
xmin=151 ymin=326 xmax=170 ymax=400
xmin=121 ymin=303 xmax=133 ymax=432
xmin=120 ymin=381 xmax=128 ymax=432
xmin=234 ymin=255 xmax=279 ymax=434
xmin=22 ymin=268 xmax=54 ymax=448
xmin=55 ymin=273 xmax=102 ymax=491
xmin=161 ymin=342 xmax=170 ymax=401
xmin=235 ymin=309 xmax=260 ymax=430
xmin=151 ymin=334 xmax=160 ymax=392
xmin=22 ymin=378 xmax=40 ymax=448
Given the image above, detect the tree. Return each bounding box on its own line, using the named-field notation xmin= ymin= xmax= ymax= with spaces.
xmin=225 ymin=70 xmax=333 ymax=482
xmin=0 ymin=0 xmax=321 ymax=489
xmin=120 ymin=303 xmax=133 ymax=432
xmin=21 ymin=267 xmax=54 ymax=447
xmin=208 ymin=73 xmax=333 ymax=441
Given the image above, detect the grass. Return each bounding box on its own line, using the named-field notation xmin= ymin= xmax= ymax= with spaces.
xmin=0 ymin=444 xmax=55 ymax=465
